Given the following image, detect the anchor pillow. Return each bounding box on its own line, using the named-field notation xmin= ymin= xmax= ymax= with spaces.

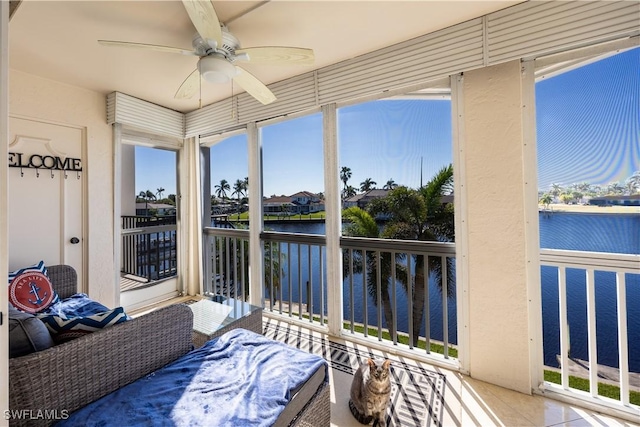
xmin=8 ymin=261 xmax=59 ymax=313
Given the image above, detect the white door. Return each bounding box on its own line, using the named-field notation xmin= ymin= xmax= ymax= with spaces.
xmin=8 ymin=117 xmax=85 ymax=288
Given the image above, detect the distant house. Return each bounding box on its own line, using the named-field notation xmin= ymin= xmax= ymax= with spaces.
xmin=263 ymin=191 xmax=325 ymax=214
xmin=136 ymin=202 xmax=176 ymax=216
xmin=588 ymin=194 xmax=640 ymax=206
xmin=343 ymin=190 xmax=454 ymax=210
xmin=343 ymin=189 xmax=390 ymax=209
xmin=263 ymin=196 xmax=296 ymax=215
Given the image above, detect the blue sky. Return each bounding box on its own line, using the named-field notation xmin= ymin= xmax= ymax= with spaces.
xmin=536 ymin=47 xmax=639 ymax=191
xmin=136 ymin=47 xmax=639 ymax=198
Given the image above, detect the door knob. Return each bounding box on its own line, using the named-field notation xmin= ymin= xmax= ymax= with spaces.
xmin=70 ymin=237 xmax=80 ymax=244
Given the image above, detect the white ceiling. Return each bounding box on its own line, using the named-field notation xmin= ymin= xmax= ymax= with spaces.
xmin=9 ymin=1 xmax=524 ymax=113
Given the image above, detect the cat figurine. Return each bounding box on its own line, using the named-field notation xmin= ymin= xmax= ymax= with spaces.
xmin=349 ymin=357 xmax=392 ymax=427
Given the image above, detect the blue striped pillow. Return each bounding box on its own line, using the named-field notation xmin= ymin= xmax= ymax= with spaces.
xmin=8 ymin=260 xmax=47 ymax=284
xmin=39 ymin=307 xmax=129 ymax=344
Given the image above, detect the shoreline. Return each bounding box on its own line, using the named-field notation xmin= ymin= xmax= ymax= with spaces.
xmin=539 ymin=204 xmax=639 ymax=215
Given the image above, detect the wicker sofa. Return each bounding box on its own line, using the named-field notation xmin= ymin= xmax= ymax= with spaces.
xmin=8 ymin=265 xmax=330 ymax=427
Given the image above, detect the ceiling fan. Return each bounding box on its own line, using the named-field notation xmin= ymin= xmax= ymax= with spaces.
xmin=98 ymin=0 xmax=314 ymax=105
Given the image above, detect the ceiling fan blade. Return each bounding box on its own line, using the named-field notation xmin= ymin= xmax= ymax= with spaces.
xmin=182 ymin=0 xmax=223 ymax=48
xmin=98 ymin=40 xmax=197 ymax=56
xmin=235 ymin=47 xmax=315 ymax=65
xmin=233 ymin=66 xmax=277 ymax=105
xmin=174 ymin=69 xmax=200 ymax=99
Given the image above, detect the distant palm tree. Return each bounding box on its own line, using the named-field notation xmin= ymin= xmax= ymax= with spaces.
xmin=344 ymin=185 xmax=357 ymax=198
xmin=145 ymin=190 xmax=156 ymax=201
xmin=360 ymin=178 xmax=377 ymax=192
xmin=280 ymin=203 xmax=290 ymax=219
xmin=540 ymin=194 xmax=553 ymax=209
xmin=156 ymin=187 xmax=165 ymax=200
xmin=550 ymin=183 xmax=563 ymax=197
xmin=383 ymin=179 xmax=397 ymax=190
xmin=340 ymin=167 xmax=352 ymax=191
xmin=232 ymin=179 xmax=245 ymax=200
xmin=215 ymin=179 xmax=230 ymax=199
xmin=625 ymin=171 xmax=640 ymax=195
xmin=607 ymin=182 xmax=624 ymax=195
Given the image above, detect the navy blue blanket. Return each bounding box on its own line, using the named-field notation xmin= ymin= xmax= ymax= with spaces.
xmin=57 ymin=328 xmax=327 ymax=427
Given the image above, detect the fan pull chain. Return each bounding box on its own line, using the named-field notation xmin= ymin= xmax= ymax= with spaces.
xmin=231 ymin=80 xmax=236 ymax=119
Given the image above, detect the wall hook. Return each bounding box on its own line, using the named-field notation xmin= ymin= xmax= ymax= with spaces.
xmin=36 ymin=169 xmax=40 ymax=178
xmin=51 ymin=170 xmax=55 ymax=179
xmin=76 ymin=171 xmax=81 ymax=180
xmin=20 ymin=167 xmax=24 ymax=177
xmin=64 ymin=171 xmax=68 ymax=179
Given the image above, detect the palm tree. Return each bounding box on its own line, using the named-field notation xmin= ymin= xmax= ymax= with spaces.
xmin=232 ymin=179 xmax=246 ymax=219
xmin=607 ymin=181 xmax=624 ymax=195
xmin=360 ymin=178 xmax=377 ymax=192
xmin=340 ymin=166 xmax=352 ymax=193
xmin=280 ymin=203 xmax=290 ymax=219
xmin=232 ymin=179 xmax=245 ymax=200
xmin=383 ymin=179 xmax=397 ymax=190
xmin=156 ymin=187 xmax=165 ymax=200
xmin=214 ymin=179 xmax=230 ymax=199
xmin=550 ymin=183 xmax=563 ymax=198
xmin=342 ymin=206 xmax=397 ymax=341
xmin=625 ymin=171 xmax=640 ymax=195
xmin=344 ymin=185 xmax=357 ymax=199
xmin=145 ymin=190 xmax=156 ymax=201
xmin=366 ymin=164 xmax=455 ymax=347
xmin=540 ymin=194 xmax=553 ymax=209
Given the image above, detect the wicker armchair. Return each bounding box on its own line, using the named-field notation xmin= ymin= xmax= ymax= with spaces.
xmin=8 ymin=266 xmax=330 ymax=427
xmin=9 ymin=265 xmax=194 ymax=427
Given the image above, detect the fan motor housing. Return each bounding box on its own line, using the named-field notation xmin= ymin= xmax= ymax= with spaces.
xmin=192 ymin=27 xmax=240 ymax=58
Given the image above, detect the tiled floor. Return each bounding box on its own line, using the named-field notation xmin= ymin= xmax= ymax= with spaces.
xmin=263 ymin=316 xmax=639 ymax=427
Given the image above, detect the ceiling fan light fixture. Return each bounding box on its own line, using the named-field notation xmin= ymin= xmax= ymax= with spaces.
xmin=198 ymin=55 xmax=237 ymax=84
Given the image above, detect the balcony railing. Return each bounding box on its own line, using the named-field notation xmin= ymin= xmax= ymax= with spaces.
xmin=203 ymin=227 xmax=249 ymax=300
xmin=203 ymin=226 xmax=458 ymax=360
xmin=261 ymin=231 xmax=328 ymax=328
xmin=340 ymin=236 xmax=457 ymax=358
xmin=540 ymin=248 xmax=640 ymax=410
xmin=121 ymin=215 xmax=177 ymax=282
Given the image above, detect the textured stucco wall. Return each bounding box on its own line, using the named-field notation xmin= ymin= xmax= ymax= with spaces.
xmin=462 ymin=60 xmax=532 ymax=394
xmin=9 ymin=70 xmax=116 ymax=307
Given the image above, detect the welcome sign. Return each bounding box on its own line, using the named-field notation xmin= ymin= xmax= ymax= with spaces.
xmin=8 ymin=152 xmax=82 ymax=171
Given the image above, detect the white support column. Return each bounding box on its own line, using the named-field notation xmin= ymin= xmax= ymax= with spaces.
xmin=322 ymin=104 xmax=343 ymax=335
xmin=247 ymin=122 xmax=264 ymax=307
xmin=521 ymin=59 xmax=544 ymax=392
xmin=451 ymin=73 xmax=470 ymax=375
xmin=112 ymin=123 xmax=122 ymax=303
xmin=181 ymin=136 xmax=203 ymax=296
xmin=1 ymin=0 xmax=10 ymax=418
xmin=462 ymin=60 xmax=532 ymax=394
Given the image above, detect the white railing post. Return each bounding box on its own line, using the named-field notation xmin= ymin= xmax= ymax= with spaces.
xmin=616 ymin=272 xmax=630 ymax=406
xmin=322 ymin=103 xmax=343 ymax=335
xmin=585 ymin=268 xmax=598 ymax=397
